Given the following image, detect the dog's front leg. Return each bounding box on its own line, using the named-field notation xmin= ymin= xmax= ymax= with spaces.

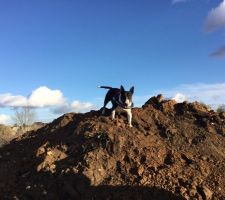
xmin=111 ymin=109 xmax=116 ymax=120
xmin=125 ymin=109 xmax=132 ymax=127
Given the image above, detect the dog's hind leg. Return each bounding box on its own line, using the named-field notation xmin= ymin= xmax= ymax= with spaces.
xmin=102 ymin=90 xmax=112 ymax=114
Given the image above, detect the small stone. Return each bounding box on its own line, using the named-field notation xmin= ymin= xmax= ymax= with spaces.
xmin=42 ymin=190 xmax=47 ymax=195
xmin=26 ymin=185 xmax=31 ymax=190
xmin=183 ymin=193 xmax=190 ymax=200
xmin=200 ymin=156 xmax=207 ymax=161
xmin=72 ymin=167 xmax=79 ymax=173
xmin=180 ymin=186 xmax=187 ymax=195
xmin=140 ymin=176 xmax=149 ymax=184
xmin=189 ymin=188 xmax=197 ymax=197
xmin=47 ymin=151 xmax=53 ymax=155
xmin=138 ymin=166 xmax=145 ymax=176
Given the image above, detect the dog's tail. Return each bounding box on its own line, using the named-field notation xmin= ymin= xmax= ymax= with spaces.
xmin=97 ymin=86 xmax=112 ymax=89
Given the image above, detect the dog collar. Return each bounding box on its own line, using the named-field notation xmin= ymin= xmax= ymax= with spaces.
xmin=116 ymin=100 xmax=134 ymax=109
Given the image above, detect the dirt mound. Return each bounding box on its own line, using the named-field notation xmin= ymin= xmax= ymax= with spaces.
xmin=0 ymin=95 xmax=225 ymax=200
xmin=0 ymin=123 xmax=46 ymax=147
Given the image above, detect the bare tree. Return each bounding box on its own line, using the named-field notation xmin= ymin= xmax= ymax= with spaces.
xmin=12 ymin=107 xmax=36 ymax=132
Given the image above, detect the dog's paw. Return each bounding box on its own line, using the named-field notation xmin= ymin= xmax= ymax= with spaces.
xmin=128 ymin=124 xmax=133 ymax=128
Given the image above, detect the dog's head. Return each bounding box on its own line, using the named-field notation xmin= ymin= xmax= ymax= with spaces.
xmin=120 ymin=85 xmax=134 ymax=108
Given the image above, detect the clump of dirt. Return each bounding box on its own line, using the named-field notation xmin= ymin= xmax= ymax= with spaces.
xmin=0 ymin=95 xmax=225 ymax=200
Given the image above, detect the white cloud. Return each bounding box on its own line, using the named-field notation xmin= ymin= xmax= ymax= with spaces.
xmin=172 ymin=93 xmax=187 ymax=102
xmin=0 ymin=86 xmax=96 ymax=123
xmin=160 ymin=83 xmax=225 ymax=108
xmin=0 ymin=114 xmax=11 ymax=124
xmin=204 ymin=0 xmax=225 ymax=32
xmin=0 ymin=94 xmax=27 ymax=107
xmin=0 ymin=86 xmax=95 ymax=118
xmin=28 ymin=86 xmax=65 ymax=107
xmin=0 ymin=86 xmax=65 ymax=108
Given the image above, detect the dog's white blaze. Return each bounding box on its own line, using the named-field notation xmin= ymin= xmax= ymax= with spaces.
xmin=125 ymin=98 xmax=132 ymax=106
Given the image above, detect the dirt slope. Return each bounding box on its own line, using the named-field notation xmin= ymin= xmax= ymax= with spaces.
xmin=0 ymin=95 xmax=225 ymax=200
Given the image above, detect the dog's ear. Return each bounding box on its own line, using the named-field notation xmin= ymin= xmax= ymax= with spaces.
xmin=120 ymin=85 xmax=125 ymax=92
xmin=130 ymin=86 xmax=134 ymax=94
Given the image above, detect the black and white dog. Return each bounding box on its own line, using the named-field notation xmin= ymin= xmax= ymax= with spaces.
xmin=98 ymin=85 xmax=134 ymax=127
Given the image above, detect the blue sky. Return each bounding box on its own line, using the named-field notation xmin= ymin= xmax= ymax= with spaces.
xmin=0 ymin=0 xmax=225 ymax=124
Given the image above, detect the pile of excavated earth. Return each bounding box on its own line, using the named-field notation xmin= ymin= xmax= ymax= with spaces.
xmin=0 ymin=123 xmax=46 ymax=147
xmin=0 ymin=95 xmax=224 ymax=200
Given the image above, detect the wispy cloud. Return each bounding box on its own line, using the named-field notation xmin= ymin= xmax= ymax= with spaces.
xmin=0 ymin=114 xmax=11 ymax=124
xmin=171 ymin=0 xmax=225 ymax=57
xmin=210 ymin=45 xmax=225 ymax=57
xmin=159 ymin=83 xmax=225 ymax=108
xmin=204 ymin=0 xmax=225 ymax=57
xmin=172 ymin=0 xmax=187 ymax=4
xmin=52 ymin=101 xmax=94 ymax=115
xmin=204 ymin=0 xmax=225 ymax=32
